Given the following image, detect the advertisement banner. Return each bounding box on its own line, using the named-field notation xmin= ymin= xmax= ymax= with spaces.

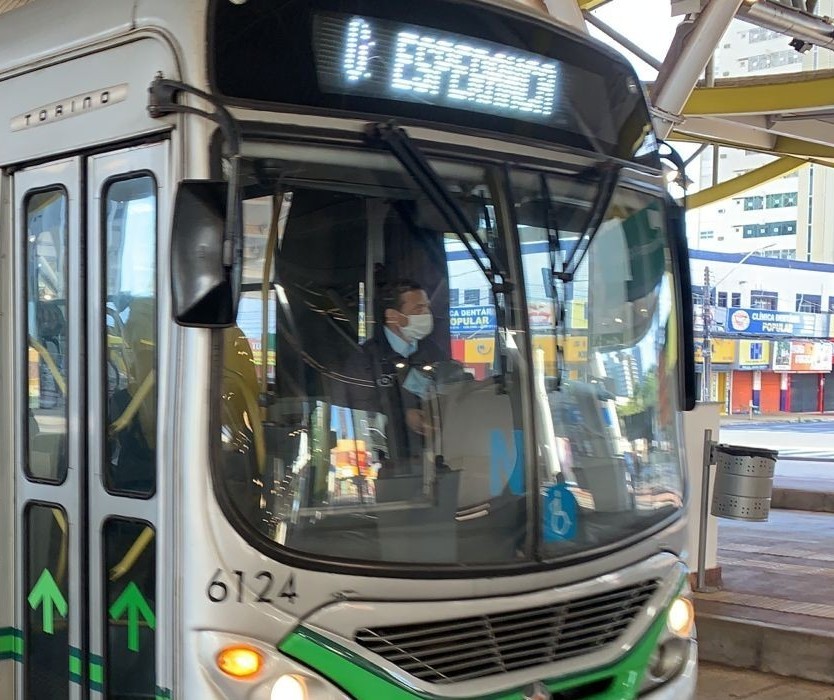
xmin=726 ymin=307 xmax=827 ymax=338
xmin=563 ymin=336 xmax=588 ymax=363
xmin=450 ymin=305 xmax=496 ymax=335
xmin=568 ymin=300 xmax=588 ymax=330
xmin=464 ymin=337 xmax=495 ymax=364
xmin=531 ymin=336 xmax=587 ymax=366
xmin=694 ymin=338 xmax=735 ymax=364
xmin=736 ymin=340 xmax=771 ymax=369
xmin=528 ymin=300 xmax=556 ymax=328
xmin=772 ymin=340 xmax=833 ymax=372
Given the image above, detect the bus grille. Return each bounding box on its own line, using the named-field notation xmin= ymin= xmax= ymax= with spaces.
xmin=354 ymin=579 xmax=659 ymax=684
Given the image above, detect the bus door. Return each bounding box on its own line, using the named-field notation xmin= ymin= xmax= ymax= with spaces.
xmin=14 ymin=142 xmax=170 ymax=699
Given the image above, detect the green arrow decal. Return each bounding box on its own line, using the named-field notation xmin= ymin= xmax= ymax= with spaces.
xmin=27 ymin=569 xmax=67 ymax=635
xmin=109 ymin=582 xmax=155 ymax=653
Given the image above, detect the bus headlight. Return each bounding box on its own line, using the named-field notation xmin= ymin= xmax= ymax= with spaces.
xmin=272 ymin=674 xmax=308 ymax=700
xmin=666 ymin=596 xmax=695 ymax=638
xmin=199 ymin=631 xmax=349 ymax=699
xmin=639 ymin=592 xmax=696 ymax=695
xmin=270 ymin=672 xmax=347 ymax=700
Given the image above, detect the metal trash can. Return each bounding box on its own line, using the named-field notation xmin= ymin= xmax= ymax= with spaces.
xmin=710 ymin=444 xmax=778 ymax=522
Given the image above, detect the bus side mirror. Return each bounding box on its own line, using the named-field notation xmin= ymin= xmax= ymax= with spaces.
xmin=667 ymin=200 xmax=696 ymax=411
xmin=170 ymin=181 xmax=236 ymax=328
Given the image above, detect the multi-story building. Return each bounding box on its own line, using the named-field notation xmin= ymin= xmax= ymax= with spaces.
xmin=691 ymin=250 xmax=834 ymax=414
xmin=688 ymin=5 xmax=834 ymax=262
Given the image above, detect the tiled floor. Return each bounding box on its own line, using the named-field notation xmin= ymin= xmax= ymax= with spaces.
xmin=695 ymin=509 xmax=834 ymax=633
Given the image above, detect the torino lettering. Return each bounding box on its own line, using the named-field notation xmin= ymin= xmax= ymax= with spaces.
xmin=391 ymin=32 xmax=557 ymax=116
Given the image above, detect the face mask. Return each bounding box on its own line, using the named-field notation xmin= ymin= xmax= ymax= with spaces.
xmin=400 ymin=313 xmax=433 ymax=342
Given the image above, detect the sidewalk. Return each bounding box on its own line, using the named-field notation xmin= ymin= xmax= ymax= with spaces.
xmin=697 ymin=662 xmax=834 ymax=699
xmin=720 ymin=411 xmax=832 ymax=426
xmin=771 ymin=459 xmax=834 ymax=512
xmin=694 ymin=509 xmax=834 ymax=684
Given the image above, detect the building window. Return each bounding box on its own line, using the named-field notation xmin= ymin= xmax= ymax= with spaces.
xmin=828 ymin=297 xmax=834 ymax=313
xmin=796 ymin=294 xmax=821 ymax=312
xmin=717 ymin=292 xmax=728 ymax=307
xmin=759 ymin=248 xmax=796 ymax=260
xmin=463 ymin=288 xmax=480 ymax=305
xmin=742 ymin=221 xmax=797 ymax=238
xmin=765 ymin=192 xmax=798 ymax=208
xmin=449 ymin=288 xmax=460 ymax=306
xmin=750 ymin=290 xmax=778 ymax=310
xmin=692 ymin=285 xmax=716 ymax=306
xmin=748 ymin=27 xmax=781 ymax=43
xmin=748 ymin=49 xmax=804 ymax=72
xmin=742 ymin=195 xmax=764 ymax=211
xmin=731 ymin=292 xmax=742 ymax=308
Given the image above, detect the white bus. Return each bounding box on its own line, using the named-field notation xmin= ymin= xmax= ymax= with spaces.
xmin=0 ymin=0 xmax=699 ymax=698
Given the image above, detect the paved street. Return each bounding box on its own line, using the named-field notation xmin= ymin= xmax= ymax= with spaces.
xmin=697 ymin=663 xmax=834 ymax=699
xmin=721 ymin=420 xmax=834 ymax=460
xmin=723 ymin=419 xmax=834 ymax=433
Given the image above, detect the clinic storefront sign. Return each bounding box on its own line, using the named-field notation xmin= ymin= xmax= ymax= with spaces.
xmin=772 ymin=340 xmax=833 ymax=372
xmin=450 ymin=305 xmax=496 ymax=336
xmin=736 ymin=340 xmax=771 ymax=370
xmin=727 ymin=308 xmax=827 ymax=338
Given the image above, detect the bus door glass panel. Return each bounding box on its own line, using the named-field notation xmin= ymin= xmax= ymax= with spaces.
xmin=24 ymin=504 xmax=70 ymax=700
xmin=104 ymin=175 xmax=157 ymax=497
xmin=512 ymin=169 xmax=684 ymax=558
xmin=101 ymin=174 xmax=158 ymax=696
xmin=23 ymin=187 xmax=71 ymax=700
xmin=217 ymin=149 xmax=528 ymax=566
xmin=26 ymin=189 xmax=69 ymax=483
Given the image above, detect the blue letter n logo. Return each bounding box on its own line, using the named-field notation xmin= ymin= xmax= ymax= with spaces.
xmin=490 ymin=429 xmax=525 ymax=497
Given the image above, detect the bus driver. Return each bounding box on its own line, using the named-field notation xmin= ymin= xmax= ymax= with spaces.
xmin=334 ymin=279 xmax=444 ymax=472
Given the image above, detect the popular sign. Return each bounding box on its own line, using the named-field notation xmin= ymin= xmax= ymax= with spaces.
xmin=727 ymin=308 xmax=826 ymax=338
xmin=450 ymin=305 xmax=496 ymax=335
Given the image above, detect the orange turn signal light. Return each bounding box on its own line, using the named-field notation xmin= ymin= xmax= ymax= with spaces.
xmin=217 ymin=645 xmax=264 ymax=678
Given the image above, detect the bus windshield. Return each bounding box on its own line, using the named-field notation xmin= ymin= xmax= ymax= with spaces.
xmin=213 ymin=143 xmax=684 ymax=570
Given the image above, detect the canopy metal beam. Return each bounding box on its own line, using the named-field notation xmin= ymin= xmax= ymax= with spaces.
xmin=684 ymin=70 xmax=834 ymax=116
xmin=686 ymin=156 xmax=805 ymax=209
xmin=652 ymin=0 xmax=744 ymax=139
xmin=583 ymin=10 xmax=664 ymax=69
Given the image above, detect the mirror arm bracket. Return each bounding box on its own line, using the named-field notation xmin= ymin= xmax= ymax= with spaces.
xmin=148 ymin=75 xmax=242 ymax=267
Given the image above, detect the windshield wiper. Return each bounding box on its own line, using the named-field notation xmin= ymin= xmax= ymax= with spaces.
xmin=364 ymin=121 xmax=512 ymax=295
xmin=560 ymin=162 xmax=622 ymax=281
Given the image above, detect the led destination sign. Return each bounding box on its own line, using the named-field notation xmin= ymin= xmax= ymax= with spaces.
xmin=211 ymin=0 xmax=655 ymax=161
xmin=314 ymin=14 xmax=568 ymax=126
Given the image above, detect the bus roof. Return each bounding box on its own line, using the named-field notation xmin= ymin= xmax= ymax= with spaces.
xmin=0 ymin=0 xmax=588 ymax=81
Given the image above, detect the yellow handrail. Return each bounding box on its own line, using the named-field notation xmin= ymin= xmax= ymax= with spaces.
xmin=109 ymin=526 xmax=155 ymax=582
xmin=29 ymin=337 xmax=66 ymax=395
xmin=108 ymin=371 xmax=155 ymax=436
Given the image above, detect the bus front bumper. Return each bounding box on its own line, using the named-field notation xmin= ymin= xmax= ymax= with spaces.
xmin=641 ymin=641 xmax=698 ymax=699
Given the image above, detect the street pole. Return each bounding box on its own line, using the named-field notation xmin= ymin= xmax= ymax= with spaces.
xmin=702 ymin=267 xmax=712 ymax=402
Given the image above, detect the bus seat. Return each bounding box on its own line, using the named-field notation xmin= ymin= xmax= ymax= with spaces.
xmin=436 ymin=380 xmax=526 ymax=561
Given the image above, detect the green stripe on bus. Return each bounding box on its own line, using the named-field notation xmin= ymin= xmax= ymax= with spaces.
xmin=89 ymin=653 xmax=104 ymax=690
xmin=279 ymin=596 xmax=672 ymax=700
xmin=70 ymin=646 xmax=83 ymax=682
xmin=0 ymin=627 xmax=23 ymax=661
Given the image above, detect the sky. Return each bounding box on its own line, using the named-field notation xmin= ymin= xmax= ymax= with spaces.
xmin=584 ymin=0 xmax=705 ymax=182
xmin=587 ymin=0 xmax=684 ymax=80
